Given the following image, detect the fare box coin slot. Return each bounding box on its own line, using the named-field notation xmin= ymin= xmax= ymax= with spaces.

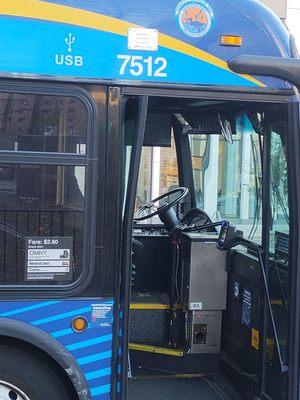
xmin=25 ymin=237 xmax=73 ymax=282
xmin=128 ymin=28 xmax=158 ymax=51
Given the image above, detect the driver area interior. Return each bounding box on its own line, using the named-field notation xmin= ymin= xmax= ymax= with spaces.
xmin=125 ymin=96 xmax=289 ymax=400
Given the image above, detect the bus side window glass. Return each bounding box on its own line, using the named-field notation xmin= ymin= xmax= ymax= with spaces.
xmin=135 ymin=133 xmax=178 ymax=223
xmin=0 ymin=93 xmax=87 ymax=154
xmin=0 ymin=90 xmax=90 ymax=286
xmin=264 ymin=128 xmax=289 ymax=399
xmin=189 ymin=112 xmax=263 ymax=244
xmin=0 ymin=164 xmax=85 ymax=285
xmin=269 ymin=130 xmax=289 ymax=253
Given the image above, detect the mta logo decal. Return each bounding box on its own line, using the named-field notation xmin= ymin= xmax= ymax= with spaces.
xmin=175 ymin=0 xmax=214 ymax=38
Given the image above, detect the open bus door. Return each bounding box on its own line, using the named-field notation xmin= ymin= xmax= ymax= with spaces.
xmin=118 ymin=59 xmax=300 ymax=400
xmin=229 ymin=56 xmax=300 ymax=400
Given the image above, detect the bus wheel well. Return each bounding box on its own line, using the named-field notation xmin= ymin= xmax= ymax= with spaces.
xmin=0 ymin=335 xmax=80 ymax=400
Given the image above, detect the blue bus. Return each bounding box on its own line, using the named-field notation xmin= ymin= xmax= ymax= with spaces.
xmin=0 ymin=1 xmax=298 ymax=400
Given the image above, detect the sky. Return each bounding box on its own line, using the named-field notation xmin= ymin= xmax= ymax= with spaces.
xmin=287 ymin=0 xmax=300 ymax=51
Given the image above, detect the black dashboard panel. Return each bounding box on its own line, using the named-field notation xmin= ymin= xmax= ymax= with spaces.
xmin=132 ymin=225 xmax=171 ymax=292
xmin=133 ymin=225 xmax=168 ymax=237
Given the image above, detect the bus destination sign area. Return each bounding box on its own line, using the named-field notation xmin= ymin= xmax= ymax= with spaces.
xmin=25 ymin=237 xmax=73 ymax=282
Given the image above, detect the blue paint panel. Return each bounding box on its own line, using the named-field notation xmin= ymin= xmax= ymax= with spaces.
xmin=0 ymin=300 xmax=62 ymax=316
xmin=0 ymin=16 xmax=258 ymax=87
xmin=67 ymin=335 xmax=113 ymax=351
xmin=80 ymin=358 xmax=112 ymax=375
xmin=86 ymin=367 xmax=112 ymax=381
xmin=71 ymin=343 xmax=113 ymax=360
xmin=52 ymin=327 xmax=74 ymax=337
xmin=32 ymin=306 xmax=92 ymax=325
xmin=91 ymin=385 xmax=111 ymax=396
xmin=57 ymin=327 xmax=112 ymax=346
xmin=78 ymin=351 xmax=113 ymax=365
xmin=38 ymin=0 xmax=291 ymax=88
xmin=117 ymin=309 xmax=123 ymax=397
xmin=0 ymin=299 xmax=114 ymax=400
xmin=42 ymin=0 xmax=291 ymax=57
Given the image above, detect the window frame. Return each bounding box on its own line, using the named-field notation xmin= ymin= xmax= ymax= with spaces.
xmin=0 ymin=81 xmax=99 ymax=295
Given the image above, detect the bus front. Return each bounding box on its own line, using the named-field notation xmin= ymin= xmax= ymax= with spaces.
xmin=0 ymin=1 xmax=298 ymax=400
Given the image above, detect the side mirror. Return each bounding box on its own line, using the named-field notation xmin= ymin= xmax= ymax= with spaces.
xmin=217 ymin=221 xmax=242 ymax=250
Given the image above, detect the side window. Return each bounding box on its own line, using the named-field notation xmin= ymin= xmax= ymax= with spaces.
xmin=0 ymin=90 xmax=91 ymax=286
xmin=189 ymin=113 xmax=263 ymax=244
xmin=135 ymin=133 xmax=178 ymax=223
xmin=0 ymin=93 xmax=87 ymax=153
xmin=264 ymin=128 xmax=289 ymax=400
xmin=269 ymin=130 xmax=289 ymax=252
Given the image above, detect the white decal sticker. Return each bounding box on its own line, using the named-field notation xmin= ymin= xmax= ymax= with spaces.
xmin=128 ymin=28 xmax=158 ymax=51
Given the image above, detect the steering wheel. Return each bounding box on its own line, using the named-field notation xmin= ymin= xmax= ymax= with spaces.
xmin=134 ymin=187 xmax=188 ymax=222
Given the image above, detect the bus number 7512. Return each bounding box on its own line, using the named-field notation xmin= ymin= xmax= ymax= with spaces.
xmin=117 ymin=54 xmax=168 ymax=78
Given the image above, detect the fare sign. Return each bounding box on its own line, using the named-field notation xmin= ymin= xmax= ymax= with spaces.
xmin=25 ymin=237 xmax=73 ymax=282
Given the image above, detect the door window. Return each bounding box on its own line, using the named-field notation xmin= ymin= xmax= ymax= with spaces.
xmin=189 ymin=112 xmax=263 ymax=244
xmin=135 ymin=133 xmax=178 ymax=223
xmin=264 ymin=128 xmax=289 ymax=399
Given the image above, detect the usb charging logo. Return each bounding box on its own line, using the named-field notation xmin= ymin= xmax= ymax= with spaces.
xmin=55 ymin=33 xmax=83 ymax=67
xmin=65 ymin=33 xmax=76 ymax=52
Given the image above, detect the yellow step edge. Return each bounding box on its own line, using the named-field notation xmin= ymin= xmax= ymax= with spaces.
xmin=129 ymin=343 xmax=184 ymax=357
xmin=130 ymin=303 xmax=183 ymax=310
xmin=130 ymin=303 xmax=169 ymax=310
xmin=132 ymin=373 xmax=203 ymax=380
xmin=131 ymin=301 xmax=282 ymax=309
xmin=270 ymin=299 xmax=284 ymax=306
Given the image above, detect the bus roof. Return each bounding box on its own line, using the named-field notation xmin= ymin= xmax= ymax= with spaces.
xmin=0 ymin=0 xmax=294 ymax=89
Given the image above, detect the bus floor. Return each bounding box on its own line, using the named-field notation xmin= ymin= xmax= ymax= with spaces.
xmin=128 ymin=373 xmax=242 ymax=400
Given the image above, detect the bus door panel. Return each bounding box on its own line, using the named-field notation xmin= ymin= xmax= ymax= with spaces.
xmin=260 ymin=101 xmax=300 ymax=400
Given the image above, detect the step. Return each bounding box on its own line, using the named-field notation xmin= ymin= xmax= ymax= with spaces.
xmin=130 ymin=344 xmax=220 ymax=374
xmin=130 ymin=291 xmax=184 ymax=344
xmin=129 ymin=343 xmax=184 ymax=357
xmin=130 ymin=304 xmax=170 ymax=343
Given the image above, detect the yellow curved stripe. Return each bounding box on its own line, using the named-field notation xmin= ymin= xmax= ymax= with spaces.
xmin=0 ymin=0 xmax=133 ymax=35
xmin=0 ymin=0 xmax=265 ymax=87
xmin=158 ymin=33 xmax=265 ymax=87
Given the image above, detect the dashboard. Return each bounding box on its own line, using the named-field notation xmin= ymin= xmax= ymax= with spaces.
xmin=133 ymin=224 xmax=168 ymax=237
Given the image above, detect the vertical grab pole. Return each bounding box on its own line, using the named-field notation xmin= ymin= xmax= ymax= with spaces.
xmin=120 ymin=96 xmax=149 ymax=400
